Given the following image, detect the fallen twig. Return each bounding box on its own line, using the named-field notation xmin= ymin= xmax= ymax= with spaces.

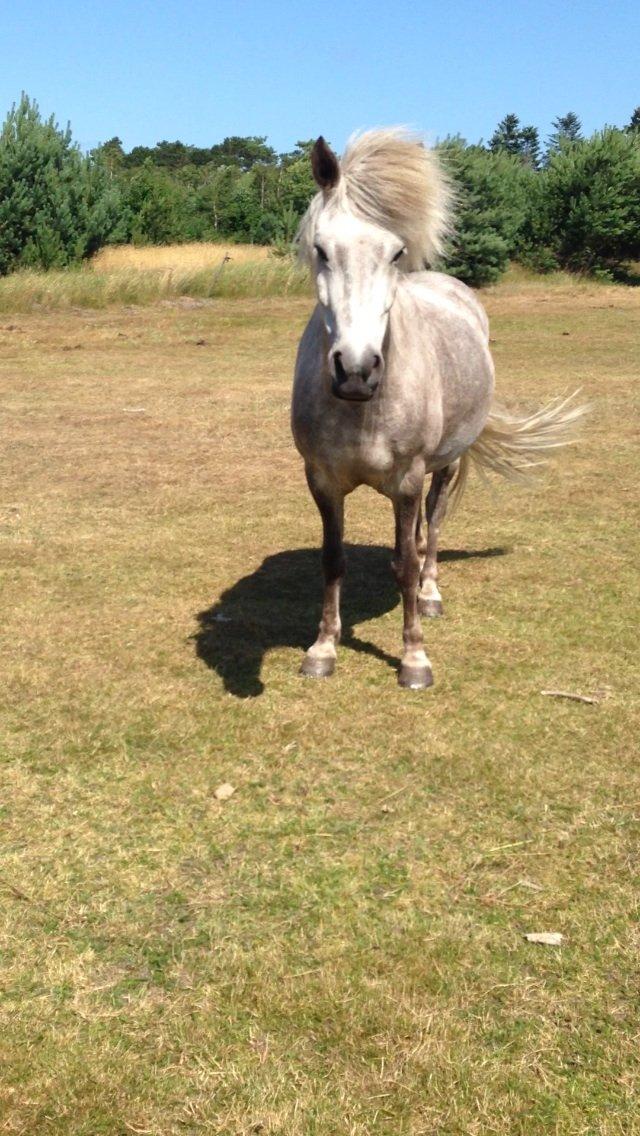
xmin=485 ymin=839 xmax=533 ymax=854
xmin=541 ymin=689 xmax=599 ymax=705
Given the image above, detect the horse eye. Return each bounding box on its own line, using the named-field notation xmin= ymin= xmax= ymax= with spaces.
xmin=314 ymin=245 xmax=329 ymax=264
xmin=391 ymin=247 xmax=406 ymax=264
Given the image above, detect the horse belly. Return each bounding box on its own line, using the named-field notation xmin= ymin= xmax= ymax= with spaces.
xmin=417 ymin=311 xmax=494 ymax=469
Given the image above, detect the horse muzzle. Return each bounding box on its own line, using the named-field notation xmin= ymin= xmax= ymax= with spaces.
xmin=331 ymin=351 xmax=381 ymax=401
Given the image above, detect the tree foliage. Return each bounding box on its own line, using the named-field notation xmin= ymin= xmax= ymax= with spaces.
xmin=545 ymin=112 xmax=583 ymax=163
xmin=439 ymin=139 xmax=534 ymax=285
xmin=524 ymin=128 xmax=640 ymax=274
xmin=2 ymin=96 xmax=639 ymax=285
xmin=0 ymin=94 xmax=125 ymax=274
xmin=489 ymin=114 xmax=541 ymax=168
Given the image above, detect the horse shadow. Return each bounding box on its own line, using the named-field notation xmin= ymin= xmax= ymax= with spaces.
xmin=193 ymin=543 xmax=507 ymax=698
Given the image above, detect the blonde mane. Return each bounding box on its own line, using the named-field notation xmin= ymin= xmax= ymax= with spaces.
xmin=297 ymin=128 xmax=453 ymax=271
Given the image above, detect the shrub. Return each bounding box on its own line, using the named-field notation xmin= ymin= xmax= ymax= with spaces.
xmin=523 ymin=129 xmax=640 ymax=274
xmin=438 ymin=140 xmax=533 ymax=286
xmin=0 ymin=94 xmax=125 ymax=274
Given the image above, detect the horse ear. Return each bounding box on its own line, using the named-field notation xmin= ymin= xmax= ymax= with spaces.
xmin=311 ymin=136 xmax=340 ymax=189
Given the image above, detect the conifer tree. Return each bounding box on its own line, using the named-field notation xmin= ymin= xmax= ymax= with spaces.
xmin=488 ymin=114 xmax=523 ymax=156
xmin=489 ymin=115 xmax=541 ymax=168
xmin=438 ymin=137 xmax=533 ymax=285
xmin=0 ymin=94 xmax=124 ymax=273
xmin=520 ymin=125 xmax=541 ymax=169
xmin=528 ymin=128 xmax=640 ymax=273
xmin=545 ymin=112 xmax=583 ymax=161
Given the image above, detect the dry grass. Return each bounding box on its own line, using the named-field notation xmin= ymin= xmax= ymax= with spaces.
xmin=92 ymin=241 xmax=273 ymax=272
xmin=0 ymin=244 xmax=309 ymax=312
xmin=0 ymin=248 xmax=627 ymax=316
xmin=1 ymin=279 xmax=639 ymax=1134
xmin=0 ymin=260 xmax=310 ymax=312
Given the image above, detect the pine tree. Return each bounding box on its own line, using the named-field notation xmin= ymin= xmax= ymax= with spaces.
xmin=438 ymin=137 xmax=533 ymax=285
xmin=489 ymin=114 xmax=523 ymax=156
xmin=0 ymin=94 xmax=124 ymax=273
xmin=489 ymin=115 xmax=541 ymax=168
xmin=520 ymin=125 xmax=541 ymax=169
xmin=530 ymin=128 xmax=640 ymax=273
xmin=628 ymin=107 xmax=640 ymax=132
xmin=545 ymin=112 xmax=583 ymax=161
xmin=96 ymin=136 xmax=125 ymax=174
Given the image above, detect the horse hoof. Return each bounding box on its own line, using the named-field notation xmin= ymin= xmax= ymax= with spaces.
xmin=418 ymin=597 xmax=443 ymax=618
xmin=300 ymin=655 xmax=335 ymax=679
xmin=398 ymin=664 xmax=434 ymax=690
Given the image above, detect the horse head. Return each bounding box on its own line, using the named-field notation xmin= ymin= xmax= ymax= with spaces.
xmin=307 ymin=136 xmax=406 ymax=402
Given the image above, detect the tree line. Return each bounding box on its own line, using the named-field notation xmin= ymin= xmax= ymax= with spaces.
xmin=1 ymin=94 xmax=639 ymax=286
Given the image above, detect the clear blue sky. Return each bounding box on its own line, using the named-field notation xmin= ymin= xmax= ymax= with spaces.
xmin=2 ymin=0 xmax=638 ymax=154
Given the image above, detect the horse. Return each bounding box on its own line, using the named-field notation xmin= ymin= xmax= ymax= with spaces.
xmin=291 ymin=129 xmax=584 ymax=689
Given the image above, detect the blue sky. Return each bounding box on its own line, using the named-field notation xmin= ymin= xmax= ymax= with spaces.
xmin=3 ymin=0 xmax=638 ymax=154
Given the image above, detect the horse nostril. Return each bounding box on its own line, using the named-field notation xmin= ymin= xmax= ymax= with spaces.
xmin=372 ymin=354 xmax=381 ymax=369
xmin=332 ymin=351 xmax=348 ymax=384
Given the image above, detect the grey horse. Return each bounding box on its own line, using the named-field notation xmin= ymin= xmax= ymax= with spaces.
xmin=292 ymin=130 xmax=583 ymax=689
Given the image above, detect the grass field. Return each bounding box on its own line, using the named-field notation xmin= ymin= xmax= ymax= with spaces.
xmin=1 ymin=275 xmax=639 ymax=1134
xmin=0 ymin=244 xmax=308 ymax=313
xmin=91 ymin=242 xmax=274 ymax=272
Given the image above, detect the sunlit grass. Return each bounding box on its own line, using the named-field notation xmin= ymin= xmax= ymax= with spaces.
xmin=0 ymin=279 xmax=639 ymax=1133
xmin=1 ymin=245 xmax=632 ymax=314
xmin=92 ymin=240 xmax=273 ymax=271
xmin=0 ymin=255 xmax=310 ymax=312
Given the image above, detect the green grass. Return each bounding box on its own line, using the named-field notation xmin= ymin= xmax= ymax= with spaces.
xmin=0 ymin=280 xmax=639 ymax=1133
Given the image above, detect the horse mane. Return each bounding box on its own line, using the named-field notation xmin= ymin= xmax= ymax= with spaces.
xmin=297 ymin=128 xmax=453 ymax=271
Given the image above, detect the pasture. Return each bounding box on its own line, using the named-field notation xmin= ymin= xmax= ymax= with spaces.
xmin=1 ymin=273 xmax=639 ymax=1134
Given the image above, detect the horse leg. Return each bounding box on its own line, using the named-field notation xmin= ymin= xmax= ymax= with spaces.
xmin=393 ymin=490 xmax=434 ymax=690
xmin=300 ymin=469 xmax=345 ymax=679
xmin=418 ymin=463 xmax=457 ymax=618
xmin=393 ymin=502 xmax=427 ymax=576
xmin=415 ymin=501 xmax=428 ymax=576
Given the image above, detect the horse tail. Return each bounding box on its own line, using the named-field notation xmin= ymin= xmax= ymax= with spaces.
xmin=449 ymin=392 xmax=588 ymax=510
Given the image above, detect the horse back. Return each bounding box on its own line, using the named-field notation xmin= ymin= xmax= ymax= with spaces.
xmin=401 ymin=271 xmax=490 ymax=343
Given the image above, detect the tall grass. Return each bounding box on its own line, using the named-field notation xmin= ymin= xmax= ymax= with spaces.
xmin=493 ymin=262 xmax=614 ymax=291
xmin=0 ymin=244 xmax=311 ymax=312
xmin=92 ymin=241 xmax=274 ymax=271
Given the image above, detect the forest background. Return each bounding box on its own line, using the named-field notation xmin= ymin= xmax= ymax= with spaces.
xmin=1 ymin=95 xmax=639 ymax=287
